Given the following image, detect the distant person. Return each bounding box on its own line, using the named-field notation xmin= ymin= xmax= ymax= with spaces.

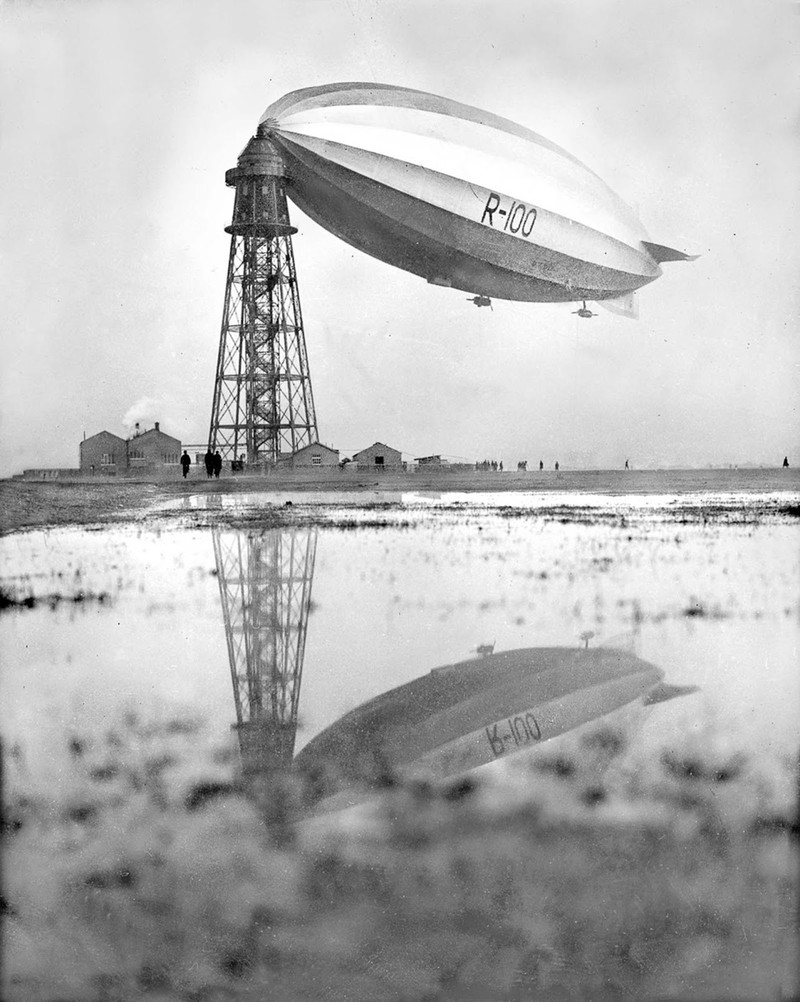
xmin=180 ymin=451 xmax=191 ymax=478
xmin=499 ymin=461 xmax=503 ymax=471
xmin=539 ymin=460 xmax=543 ymax=471
xmin=204 ymin=448 xmax=214 ymax=478
xmin=625 ymin=459 xmax=629 ymax=470
xmin=213 ymin=450 xmax=223 ymax=478
xmin=783 ymin=456 xmax=789 ymax=468
xmin=555 ymin=461 xmax=559 ymax=471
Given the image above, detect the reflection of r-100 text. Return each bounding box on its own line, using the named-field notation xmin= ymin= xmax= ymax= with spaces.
xmin=486 ymin=712 xmax=542 ymax=757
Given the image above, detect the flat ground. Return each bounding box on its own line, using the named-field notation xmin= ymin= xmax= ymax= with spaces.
xmin=2 ymin=467 xmax=797 ymax=534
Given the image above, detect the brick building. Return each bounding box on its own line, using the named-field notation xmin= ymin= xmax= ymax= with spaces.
xmin=286 ymin=443 xmax=340 ymax=468
xmin=80 ymin=431 xmax=127 ymax=475
xmin=353 ymin=442 xmax=404 ymax=471
xmin=126 ymin=423 xmax=181 ymax=471
xmin=79 ymin=422 xmax=181 ymax=475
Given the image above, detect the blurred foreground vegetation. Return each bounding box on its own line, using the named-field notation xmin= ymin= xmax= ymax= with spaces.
xmin=3 ymin=712 xmax=797 ymax=1001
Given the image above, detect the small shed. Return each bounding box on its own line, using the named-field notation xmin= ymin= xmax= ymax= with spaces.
xmin=80 ymin=431 xmax=127 ymax=475
xmin=353 ymin=442 xmax=403 ymax=471
xmin=415 ymin=455 xmax=444 ymax=467
xmin=290 ymin=443 xmax=340 ymax=468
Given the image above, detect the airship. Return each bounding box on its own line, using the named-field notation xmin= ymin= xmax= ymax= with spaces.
xmin=294 ymin=645 xmax=698 ymax=811
xmin=259 ymin=83 xmax=696 ymax=312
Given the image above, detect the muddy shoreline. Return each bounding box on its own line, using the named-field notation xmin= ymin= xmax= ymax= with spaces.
xmin=2 ymin=468 xmax=798 ymax=534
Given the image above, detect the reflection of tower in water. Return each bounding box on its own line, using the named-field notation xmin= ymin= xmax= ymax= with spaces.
xmin=212 ymin=527 xmax=318 ymax=774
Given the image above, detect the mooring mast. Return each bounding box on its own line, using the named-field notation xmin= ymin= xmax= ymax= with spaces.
xmin=213 ymin=527 xmax=318 ymax=774
xmin=209 ymin=123 xmax=318 ymax=465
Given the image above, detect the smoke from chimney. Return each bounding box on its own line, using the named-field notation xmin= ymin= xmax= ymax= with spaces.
xmin=122 ymin=397 xmax=182 ymax=439
xmin=123 ymin=397 xmax=161 ymax=436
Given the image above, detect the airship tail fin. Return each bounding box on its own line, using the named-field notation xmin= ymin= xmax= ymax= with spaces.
xmin=643 ymin=682 xmax=700 ymax=706
xmin=598 ymin=291 xmax=639 ymax=319
xmin=642 ymin=240 xmax=699 ymax=263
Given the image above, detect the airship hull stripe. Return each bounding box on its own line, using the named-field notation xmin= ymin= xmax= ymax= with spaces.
xmin=279 ymin=139 xmax=655 ymax=300
xmin=262 ymin=82 xmax=590 ymax=172
xmin=276 ymin=129 xmax=657 ymax=278
xmin=396 ymin=671 xmax=657 ymax=762
xmin=275 ymin=111 xmax=645 ymax=250
xmin=409 ymin=674 xmax=657 ymax=776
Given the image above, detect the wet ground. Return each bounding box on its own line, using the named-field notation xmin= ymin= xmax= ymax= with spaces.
xmin=1 ymin=478 xmax=798 ymax=1000
xmin=2 ymin=491 xmax=798 ymax=779
xmin=3 ymin=467 xmax=798 ymax=533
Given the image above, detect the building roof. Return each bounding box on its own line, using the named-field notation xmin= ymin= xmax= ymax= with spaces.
xmin=353 ymin=441 xmax=402 ymax=458
xmin=293 ymin=442 xmax=339 ymax=457
xmin=81 ymin=430 xmax=127 ymax=446
xmin=133 ymin=427 xmax=181 ymax=445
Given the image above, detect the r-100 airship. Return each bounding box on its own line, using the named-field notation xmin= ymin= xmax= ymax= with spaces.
xmin=259 ymin=83 xmax=696 ymax=311
xmin=295 ymin=645 xmax=698 ymax=812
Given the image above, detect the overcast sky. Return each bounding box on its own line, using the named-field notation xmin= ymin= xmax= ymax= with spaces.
xmin=2 ymin=0 xmax=798 ymax=472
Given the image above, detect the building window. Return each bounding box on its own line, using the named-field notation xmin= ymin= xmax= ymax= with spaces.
xmin=375 ymin=456 xmax=384 ymax=466
xmin=312 ymin=454 xmax=322 ymax=466
xmin=101 ymin=453 xmax=114 ymax=465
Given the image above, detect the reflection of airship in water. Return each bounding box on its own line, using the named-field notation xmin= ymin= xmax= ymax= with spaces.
xmin=210 ymin=534 xmax=696 ymax=812
xmin=295 ymin=646 xmax=698 ymax=810
xmin=259 ymin=83 xmax=696 ymax=311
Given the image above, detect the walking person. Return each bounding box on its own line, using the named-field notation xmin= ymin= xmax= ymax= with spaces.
xmin=213 ymin=450 xmax=223 ymax=479
xmin=204 ymin=448 xmax=214 ymax=478
xmin=180 ymin=451 xmax=191 ymax=479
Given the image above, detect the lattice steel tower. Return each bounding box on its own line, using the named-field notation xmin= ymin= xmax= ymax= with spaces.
xmin=213 ymin=527 xmax=318 ymax=774
xmin=209 ymin=123 xmax=318 ymax=464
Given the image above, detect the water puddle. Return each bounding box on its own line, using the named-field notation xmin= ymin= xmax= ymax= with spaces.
xmin=3 ymin=496 xmax=798 ymax=1001
xmin=2 ymin=502 xmax=798 ymax=793
xmin=152 ymin=487 xmax=799 ymax=534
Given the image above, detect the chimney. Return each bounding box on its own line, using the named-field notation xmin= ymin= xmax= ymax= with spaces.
xmin=155 ymin=421 xmax=160 ymax=432
xmin=135 ymin=422 xmax=140 ymax=436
